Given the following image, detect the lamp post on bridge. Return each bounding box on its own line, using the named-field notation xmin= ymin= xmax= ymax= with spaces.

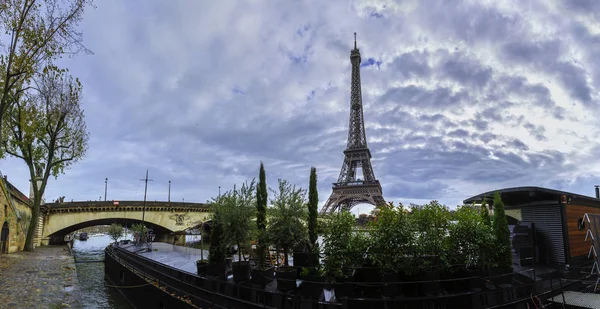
xmin=140 ymin=170 xmax=153 ymax=245
xmin=168 ymin=180 xmax=171 ymax=204
xmin=104 ymin=177 xmax=108 ymax=201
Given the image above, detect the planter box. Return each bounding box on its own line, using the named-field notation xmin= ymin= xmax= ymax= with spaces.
xmin=353 ymin=267 xmax=381 ymax=298
xmin=332 ymin=279 xmax=353 ymax=300
xmin=196 ymin=261 xmax=209 ymax=277
xmin=206 ymin=262 xmax=226 ymax=278
xmin=299 ymin=275 xmax=326 ymax=300
xmin=276 ymin=266 xmax=297 ymax=291
xmin=232 ymin=261 xmax=251 ymax=282
xmin=467 ymin=269 xmax=485 ymax=291
xmin=251 ymin=267 xmax=274 ymax=289
xmin=400 ymin=273 xmax=418 ymax=298
xmin=382 ymin=271 xmax=399 ymax=297
xmin=488 ymin=267 xmax=513 ymax=285
xmin=419 ymin=270 xmax=440 ymax=296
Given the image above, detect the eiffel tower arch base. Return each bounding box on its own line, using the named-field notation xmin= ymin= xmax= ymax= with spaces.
xmin=321 ymin=181 xmax=386 ymax=214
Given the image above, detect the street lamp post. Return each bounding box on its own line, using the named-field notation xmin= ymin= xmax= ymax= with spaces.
xmin=104 ymin=177 xmax=108 ymax=201
xmin=140 ymin=170 xmax=153 ymax=245
xmin=168 ymin=180 xmax=171 ymax=203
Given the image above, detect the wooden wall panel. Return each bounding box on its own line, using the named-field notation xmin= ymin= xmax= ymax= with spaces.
xmin=565 ymin=204 xmax=600 ymax=258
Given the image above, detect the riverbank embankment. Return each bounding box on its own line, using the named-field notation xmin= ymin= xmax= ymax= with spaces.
xmin=0 ymin=245 xmax=81 ymax=309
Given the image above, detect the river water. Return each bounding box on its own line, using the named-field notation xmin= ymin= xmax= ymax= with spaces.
xmin=71 ymin=234 xmax=132 ymax=309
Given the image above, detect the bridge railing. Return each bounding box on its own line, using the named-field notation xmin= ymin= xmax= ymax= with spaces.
xmin=44 ymin=200 xmax=210 ymax=209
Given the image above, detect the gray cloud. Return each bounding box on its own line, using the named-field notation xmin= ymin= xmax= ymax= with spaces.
xmin=388 ymin=50 xmax=432 ymax=80
xmin=1 ymin=0 xmax=599 ymax=214
xmin=439 ymin=53 xmax=492 ymax=89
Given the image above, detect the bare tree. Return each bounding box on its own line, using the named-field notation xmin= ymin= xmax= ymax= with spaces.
xmin=0 ymin=0 xmax=93 ymax=147
xmin=3 ymin=68 xmax=88 ymax=251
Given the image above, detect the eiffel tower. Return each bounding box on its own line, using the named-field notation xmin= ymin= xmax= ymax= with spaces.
xmin=320 ymin=33 xmax=385 ymax=214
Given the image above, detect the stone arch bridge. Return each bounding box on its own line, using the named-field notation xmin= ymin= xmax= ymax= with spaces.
xmin=38 ymin=201 xmax=212 ymax=245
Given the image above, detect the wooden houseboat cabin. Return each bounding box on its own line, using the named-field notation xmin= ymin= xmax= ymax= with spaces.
xmin=464 ymin=186 xmax=600 ymax=267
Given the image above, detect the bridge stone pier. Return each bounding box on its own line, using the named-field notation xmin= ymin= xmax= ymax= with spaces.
xmin=39 ymin=201 xmax=212 ymax=245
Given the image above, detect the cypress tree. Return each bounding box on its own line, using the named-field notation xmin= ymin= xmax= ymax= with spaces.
xmin=480 ymin=197 xmax=491 ymax=226
xmin=308 ymin=167 xmax=319 ymax=251
xmin=492 ymin=191 xmax=512 ymax=269
xmin=256 ymin=162 xmax=268 ymax=268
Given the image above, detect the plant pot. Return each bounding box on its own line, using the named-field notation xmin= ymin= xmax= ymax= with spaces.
xmin=353 ymin=267 xmax=381 ymax=298
xmin=467 ymin=269 xmax=484 ymax=291
xmin=488 ymin=267 xmax=513 ymax=285
xmin=300 ymin=275 xmax=326 ymax=300
xmin=251 ymin=267 xmax=274 ymax=288
xmin=276 ymin=266 xmax=297 ymax=291
xmin=196 ymin=261 xmax=209 ymax=277
xmin=206 ymin=262 xmax=226 ymax=278
xmin=233 ymin=261 xmax=251 ymax=282
xmin=332 ymin=277 xmax=352 ymax=300
xmin=382 ymin=271 xmax=399 ymax=297
xmin=400 ymin=273 xmax=418 ymax=298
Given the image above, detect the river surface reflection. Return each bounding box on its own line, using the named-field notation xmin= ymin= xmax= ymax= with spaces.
xmin=72 ymin=234 xmax=132 ymax=309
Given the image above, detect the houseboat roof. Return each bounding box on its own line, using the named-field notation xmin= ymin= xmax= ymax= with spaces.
xmin=463 ymin=186 xmax=600 ymax=207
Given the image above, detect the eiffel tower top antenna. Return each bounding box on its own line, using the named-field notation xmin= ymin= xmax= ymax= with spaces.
xmin=354 ymin=32 xmax=357 ymax=49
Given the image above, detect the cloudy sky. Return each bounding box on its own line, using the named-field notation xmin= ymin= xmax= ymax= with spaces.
xmin=2 ymin=0 xmax=600 ymax=213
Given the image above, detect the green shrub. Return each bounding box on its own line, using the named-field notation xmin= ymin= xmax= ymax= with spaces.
xmin=369 ymin=202 xmax=415 ymax=274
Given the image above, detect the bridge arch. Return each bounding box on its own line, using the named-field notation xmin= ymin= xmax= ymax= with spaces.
xmin=40 ymin=201 xmax=212 ymax=245
xmin=47 ymin=218 xmax=174 ymax=238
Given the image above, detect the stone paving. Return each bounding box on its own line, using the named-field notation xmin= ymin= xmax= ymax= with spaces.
xmin=0 ymin=245 xmax=81 ymax=309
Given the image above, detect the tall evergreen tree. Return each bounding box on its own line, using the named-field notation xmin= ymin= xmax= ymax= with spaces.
xmin=256 ymin=162 xmax=268 ymax=268
xmin=480 ymin=197 xmax=491 ymax=226
xmin=492 ymin=191 xmax=512 ymax=269
xmin=308 ymin=167 xmax=319 ymax=251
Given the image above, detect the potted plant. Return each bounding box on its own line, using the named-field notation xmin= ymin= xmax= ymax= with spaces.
xmin=410 ymin=201 xmax=451 ymax=296
xmin=219 ymin=181 xmax=257 ymax=283
xmin=251 ymin=163 xmax=274 ymax=288
xmin=301 ymin=167 xmax=321 ymax=268
xmin=447 ymin=205 xmax=494 ymax=292
xmin=266 ymin=179 xmax=308 ymax=291
xmin=107 ymin=223 xmax=124 ymax=244
xmin=369 ymin=202 xmax=414 ymax=297
xmin=322 ymin=210 xmax=357 ymax=300
xmin=130 ymin=223 xmax=148 ymax=244
xmin=207 ymin=203 xmax=227 ymax=278
xmin=490 ymin=192 xmax=514 ymax=285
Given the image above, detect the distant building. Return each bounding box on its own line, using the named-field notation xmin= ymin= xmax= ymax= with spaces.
xmin=0 ymin=175 xmax=33 ymax=253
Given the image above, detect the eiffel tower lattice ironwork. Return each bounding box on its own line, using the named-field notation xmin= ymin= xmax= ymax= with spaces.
xmin=320 ymin=33 xmax=385 ymax=214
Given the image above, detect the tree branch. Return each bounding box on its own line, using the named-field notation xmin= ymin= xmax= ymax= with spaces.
xmin=50 ymin=156 xmax=74 ymax=169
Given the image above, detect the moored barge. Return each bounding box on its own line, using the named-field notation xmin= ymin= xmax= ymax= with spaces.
xmin=104 ymin=241 xmax=594 ymax=309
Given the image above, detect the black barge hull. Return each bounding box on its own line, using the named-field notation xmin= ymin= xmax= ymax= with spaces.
xmin=105 ymin=244 xmax=584 ymax=309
